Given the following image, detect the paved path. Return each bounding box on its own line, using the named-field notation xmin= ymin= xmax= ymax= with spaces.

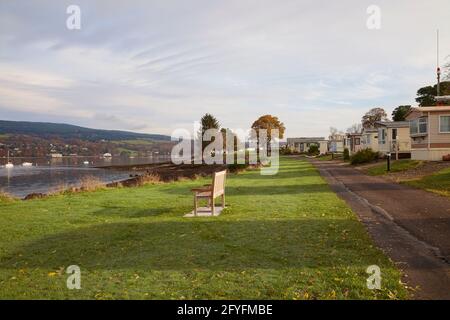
xmin=310 ymin=159 xmax=450 ymax=300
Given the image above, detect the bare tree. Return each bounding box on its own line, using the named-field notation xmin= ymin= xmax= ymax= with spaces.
xmin=444 ymin=55 xmax=450 ymax=80
xmin=346 ymin=123 xmax=362 ymax=134
xmin=329 ymin=127 xmax=344 ymax=140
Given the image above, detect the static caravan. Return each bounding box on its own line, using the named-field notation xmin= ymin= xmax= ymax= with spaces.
xmin=344 ymin=133 xmax=362 ymax=155
xmin=406 ymin=106 xmax=450 ymax=161
xmin=286 ymin=137 xmax=328 ymax=154
xmin=375 ymin=121 xmax=411 ymax=159
xmin=361 ymin=128 xmax=379 ymax=152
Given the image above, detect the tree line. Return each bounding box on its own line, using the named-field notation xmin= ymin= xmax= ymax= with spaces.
xmin=198 ymin=113 xmax=285 ymax=154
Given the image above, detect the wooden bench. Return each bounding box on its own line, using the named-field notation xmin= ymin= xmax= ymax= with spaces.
xmin=191 ymin=170 xmax=227 ymax=216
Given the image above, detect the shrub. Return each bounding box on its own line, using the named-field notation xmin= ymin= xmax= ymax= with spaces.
xmin=308 ymin=144 xmax=320 ymax=156
xmin=280 ymin=147 xmax=298 ymax=155
xmin=79 ymin=176 xmax=106 ymax=191
xmin=141 ymin=173 xmax=161 ymax=184
xmin=49 ymin=183 xmax=70 ymax=195
xmin=0 ymin=190 xmax=15 ymax=203
xmin=350 ymin=148 xmax=380 ymax=165
xmin=343 ymin=148 xmax=350 ymax=160
xmin=280 ymin=147 xmax=290 ymax=155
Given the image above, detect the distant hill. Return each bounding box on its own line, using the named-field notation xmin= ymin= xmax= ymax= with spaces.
xmin=0 ymin=120 xmax=171 ymax=142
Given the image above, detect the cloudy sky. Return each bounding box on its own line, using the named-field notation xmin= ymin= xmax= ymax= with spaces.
xmin=1 ymin=0 xmax=449 ymax=138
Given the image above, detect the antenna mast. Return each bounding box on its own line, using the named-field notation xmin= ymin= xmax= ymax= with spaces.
xmin=437 ymin=29 xmax=441 ymax=97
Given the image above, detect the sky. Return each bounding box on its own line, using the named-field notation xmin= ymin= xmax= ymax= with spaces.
xmin=1 ymin=0 xmax=449 ymax=138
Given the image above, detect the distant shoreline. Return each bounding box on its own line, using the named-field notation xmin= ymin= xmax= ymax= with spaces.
xmin=94 ymin=161 xmax=172 ymax=171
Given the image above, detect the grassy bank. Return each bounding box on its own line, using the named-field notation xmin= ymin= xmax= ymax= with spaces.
xmin=0 ymin=157 xmax=407 ymax=299
xmin=403 ymin=167 xmax=450 ymax=198
xmin=365 ymin=160 xmax=423 ymax=176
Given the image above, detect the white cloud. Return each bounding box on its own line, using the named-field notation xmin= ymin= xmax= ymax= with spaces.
xmin=0 ymin=64 xmax=75 ymax=88
xmin=0 ymin=86 xmax=90 ymax=118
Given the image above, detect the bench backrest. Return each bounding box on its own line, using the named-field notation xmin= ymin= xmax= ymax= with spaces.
xmin=212 ymin=170 xmax=227 ymax=197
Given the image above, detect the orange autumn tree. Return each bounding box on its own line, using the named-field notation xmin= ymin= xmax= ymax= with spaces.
xmin=251 ymin=115 xmax=286 ymax=156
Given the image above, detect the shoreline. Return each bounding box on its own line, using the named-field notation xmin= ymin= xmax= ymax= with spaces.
xmin=1 ymin=160 xmax=255 ymax=201
xmin=14 ymin=162 xmax=247 ymax=201
xmin=106 ymin=162 xmax=229 ymax=187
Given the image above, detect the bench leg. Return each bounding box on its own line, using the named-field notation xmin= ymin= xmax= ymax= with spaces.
xmin=194 ymin=196 xmax=198 ymax=216
xmin=222 ymin=194 xmax=225 ymax=208
xmin=211 ymin=197 xmax=215 ymax=216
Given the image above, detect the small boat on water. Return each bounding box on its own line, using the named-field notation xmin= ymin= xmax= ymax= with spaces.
xmin=83 ymin=161 xmax=90 ymax=165
xmin=22 ymin=162 xmax=33 ymax=167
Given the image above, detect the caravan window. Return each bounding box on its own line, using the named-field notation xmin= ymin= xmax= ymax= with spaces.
xmin=440 ymin=116 xmax=450 ymax=133
xmin=410 ymin=117 xmax=427 ymax=135
xmin=378 ymin=129 xmax=386 ymax=144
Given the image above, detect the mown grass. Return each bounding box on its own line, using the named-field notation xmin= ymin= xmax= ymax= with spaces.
xmin=315 ymin=154 xmax=333 ymax=161
xmin=0 ymin=157 xmax=407 ymax=299
xmin=403 ymin=167 xmax=450 ymax=198
xmin=366 ymin=160 xmax=423 ymax=176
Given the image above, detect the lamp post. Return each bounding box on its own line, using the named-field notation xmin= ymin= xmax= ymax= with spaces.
xmin=386 ymin=152 xmax=391 ymax=172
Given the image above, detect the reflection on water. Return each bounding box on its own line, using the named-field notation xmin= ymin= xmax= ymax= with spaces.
xmin=0 ymin=156 xmax=172 ymax=198
xmin=0 ymin=166 xmax=131 ymax=198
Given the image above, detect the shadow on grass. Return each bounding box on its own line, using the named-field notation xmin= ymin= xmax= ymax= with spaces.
xmin=93 ymin=206 xmax=179 ymax=218
xmin=229 ymin=168 xmax=321 ymax=179
xmin=0 ymin=219 xmax=385 ymax=271
xmin=162 ymin=184 xmax=331 ymax=196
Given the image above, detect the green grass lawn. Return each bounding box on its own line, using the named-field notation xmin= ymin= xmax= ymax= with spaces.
xmin=366 ymin=160 xmax=423 ymax=176
xmin=0 ymin=157 xmax=407 ymax=299
xmin=403 ymin=167 xmax=450 ymax=198
xmin=315 ymin=154 xmax=333 ymax=161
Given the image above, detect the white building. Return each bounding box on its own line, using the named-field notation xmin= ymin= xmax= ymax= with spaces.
xmin=286 ymin=137 xmax=328 ymax=154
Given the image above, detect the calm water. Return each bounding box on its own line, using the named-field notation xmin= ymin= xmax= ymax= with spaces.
xmin=0 ymin=156 xmax=172 ymax=198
